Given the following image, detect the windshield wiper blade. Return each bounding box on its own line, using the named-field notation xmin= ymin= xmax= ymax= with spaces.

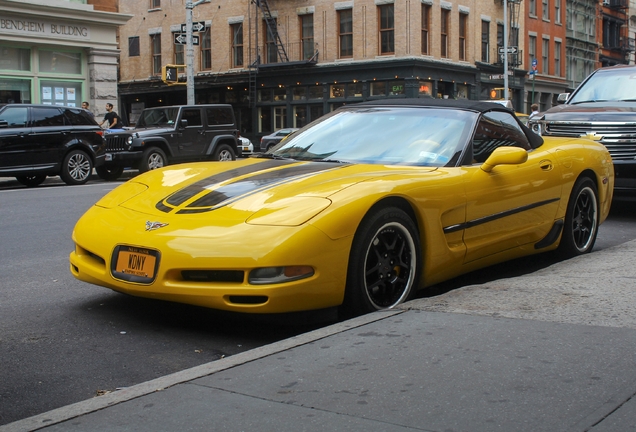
xmin=254 ymin=153 xmax=294 ymax=160
xmin=570 ymin=99 xmax=608 ymax=104
xmin=312 ymin=158 xmax=351 ymax=164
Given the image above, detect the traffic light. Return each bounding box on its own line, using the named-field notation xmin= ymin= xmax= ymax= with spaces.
xmin=162 ymin=65 xmax=179 ymax=85
xmin=489 ymin=88 xmax=505 ymax=100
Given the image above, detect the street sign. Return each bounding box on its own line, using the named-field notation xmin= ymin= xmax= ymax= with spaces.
xmin=181 ymin=21 xmax=206 ymax=33
xmin=532 ymin=58 xmax=538 ymax=71
xmin=498 ymin=46 xmax=518 ymax=54
xmin=174 ymin=33 xmax=200 ymax=46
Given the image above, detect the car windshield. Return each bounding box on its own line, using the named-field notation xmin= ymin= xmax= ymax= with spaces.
xmin=273 ymin=107 xmax=476 ymax=167
xmin=569 ymin=68 xmax=636 ymax=104
xmin=136 ymin=108 xmax=180 ymax=128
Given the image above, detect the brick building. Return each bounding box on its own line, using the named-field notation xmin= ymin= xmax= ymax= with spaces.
xmin=0 ymin=0 xmax=131 ymax=119
xmin=116 ymin=0 xmax=528 ymax=141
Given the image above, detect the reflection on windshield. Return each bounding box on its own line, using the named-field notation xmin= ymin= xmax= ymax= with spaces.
xmin=137 ymin=108 xmax=180 ymax=128
xmin=274 ymin=107 xmax=475 ymax=167
xmin=569 ymin=68 xmax=636 ymax=104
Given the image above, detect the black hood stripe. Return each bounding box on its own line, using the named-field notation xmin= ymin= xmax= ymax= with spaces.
xmin=164 ymin=160 xmax=292 ymax=207
xmin=156 ymin=160 xmax=343 ymax=214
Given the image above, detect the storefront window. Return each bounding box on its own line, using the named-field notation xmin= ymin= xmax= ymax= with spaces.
xmin=0 ymin=78 xmax=31 ymax=104
xmin=40 ymin=80 xmax=81 ymax=107
xmin=389 ymin=80 xmax=405 ymax=96
xmin=418 ymin=81 xmax=433 ymax=97
xmin=456 ymin=84 xmax=468 ymax=99
xmin=308 ymin=85 xmax=323 ymax=99
xmin=293 ymin=87 xmax=306 ymax=100
xmin=330 ymin=83 xmax=345 ymax=98
xmin=0 ymin=47 xmax=31 ymax=71
xmin=39 ymin=50 xmax=81 ymax=74
xmin=259 ymin=89 xmax=272 ymax=102
xmin=370 ymin=81 xmax=386 ymax=96
xmin=294 ymin=106 xmax=307 ymax=128
xmin=273 ymin=87 xmax=286 ymax=101
xmin=347 ymin=82 xmax=363 ymax=98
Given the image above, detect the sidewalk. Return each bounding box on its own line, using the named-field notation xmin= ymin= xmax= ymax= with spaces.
xmin=3 ymin=240 xmax=636 ymax=432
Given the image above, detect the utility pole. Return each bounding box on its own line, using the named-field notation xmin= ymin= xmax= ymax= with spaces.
xmin=186 ymin=0 xmax=210 ymax=105
xmin=503 ymin=0 xmax=509 ymax=102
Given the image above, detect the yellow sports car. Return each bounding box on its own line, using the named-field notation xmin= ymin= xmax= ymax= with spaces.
xmin=70 ymin=99 xmax=614 ymax=316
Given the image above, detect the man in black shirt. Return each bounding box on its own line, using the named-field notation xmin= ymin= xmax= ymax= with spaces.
xmin=101 ymin=103 xmax=121 ymax=129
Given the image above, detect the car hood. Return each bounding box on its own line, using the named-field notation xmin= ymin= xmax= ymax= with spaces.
xmin=109 ymin=126 xmax=176 ymax=137
xmin=96 ymin=158 xmax=437 ymax=226
xmin=540 ymin=102 xmax=636 ymax=122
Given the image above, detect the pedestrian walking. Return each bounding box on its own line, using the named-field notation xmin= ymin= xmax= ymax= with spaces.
xmin=101 ymin=103 xmax=121 ymax=129
xmin=81 ymin=101 xmax=94 ymax=118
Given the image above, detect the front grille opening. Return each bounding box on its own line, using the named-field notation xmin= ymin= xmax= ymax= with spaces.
xmin=228 ymin=295 xmax=268 ymax=305
xmin=181 ymin=270 xmax=244 ymax=283
xmin=86 ymin=250 xmax=106 ymax=265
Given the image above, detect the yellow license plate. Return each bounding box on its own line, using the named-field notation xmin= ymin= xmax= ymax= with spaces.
xmin=111 ymin=246 xmax=159 ymax=283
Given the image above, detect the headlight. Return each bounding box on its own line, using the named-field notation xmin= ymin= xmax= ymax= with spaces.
xmin=127 ymin=136 xmax=133 ymax=145
xmin=530 ymin=122 xmax=543 ymax=136
xmin=249 ymin=266 xmax=314 ymax=285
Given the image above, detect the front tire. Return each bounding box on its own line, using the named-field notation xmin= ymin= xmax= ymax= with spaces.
xmin=60 ymin=150 xmax=92 ymax=185
xmin=96 ymin=166 xmax=124 ymax=181
xmin=558 ymin=176 xmax=599 ymax=258
xmin=212 ymin=144 xmax=236 ymax=161
xmin=342 ymin=207 xmax=421 ymax=317
xmin=139 ymin=147 xmax=167 ymax=173
xmin=16 ymin=175 xmax=46 ymax=187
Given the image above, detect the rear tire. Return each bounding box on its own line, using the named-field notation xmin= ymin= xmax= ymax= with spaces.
xmin=341 ymin=207 xmax=420 ymax=317
xmin=60 ymin=150 xmax=92 ymax=185
xmin=139 ymin=147 xmax=167 ymax=173
xmin=557 ymin=176 xmax=599 ymax=258
xmin=96 ymin=166 xmax=124 ymax=181
xmin=212 ymin=144 xmax=236 ymax=161
xmin=16 ymin=175 xmax=46 ymax=187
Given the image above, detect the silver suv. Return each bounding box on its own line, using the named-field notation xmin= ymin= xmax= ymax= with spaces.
xmin=529 ymin=65 xmax=636 ymax=194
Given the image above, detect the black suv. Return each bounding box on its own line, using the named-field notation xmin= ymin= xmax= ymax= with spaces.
xmin=0 ymin=104 xmax=105 ymax=187
xmin=97 ymin=104 xmax=240 ymax=181
xmin=529 ymin=65 xmax=636 ymax=194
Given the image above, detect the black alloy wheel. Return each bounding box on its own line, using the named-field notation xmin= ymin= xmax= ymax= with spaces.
xmin=342 ymin=207 xmax=420 ymax=316
xmin=558 ymin=176 xmax=599 ymax=258
xmin=96 ymin=166 xmax=125 ymax=181
xmin=213 ymin=144 xmax=236 ymax=161
xmin=16 ymin=175 xmax=46 ymax=187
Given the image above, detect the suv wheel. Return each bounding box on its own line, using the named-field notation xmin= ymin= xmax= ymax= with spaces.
xmin=60 ymin=150 xmax=93 ymax=185
xmin=213 ymin=144 xmax=236 ymax=161
xmin=139 ymin=147 xmax=167 ymax=173
xmin=96 ymin=166 xmax=124 ymax=181
xmin=16 ymin=175 xmax=46 ymax=188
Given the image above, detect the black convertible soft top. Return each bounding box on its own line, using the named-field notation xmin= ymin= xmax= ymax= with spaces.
xmin=352 ymin=98 xmax=544 ymax=149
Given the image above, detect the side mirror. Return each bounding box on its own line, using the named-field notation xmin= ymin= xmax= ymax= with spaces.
xmin=481 ymin=147 xmax=528 ymax=173
xmin=179 ymin=119 xmax=188 ymax=129
xmin=556 ymin=93 xmax=569 ymax=104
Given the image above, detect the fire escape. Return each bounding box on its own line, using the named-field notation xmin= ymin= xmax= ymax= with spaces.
xmin=249 ymin=0 xmax=289 ymax=106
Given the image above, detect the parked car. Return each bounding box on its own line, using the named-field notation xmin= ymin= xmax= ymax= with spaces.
xmin=70 ymin=99 xmax=613 ymax=317
xmin=529 ymin=65 xmax=636 ymax=194
xmin=259 ymin=128 xmax=299 ymax=152
xmin=238 ymin=136 xmax=253 ymax=156
xmin=96 ymin=104 xmax=240 ymax=181
xmin=0 ymin=104 xmax=105 ymax=187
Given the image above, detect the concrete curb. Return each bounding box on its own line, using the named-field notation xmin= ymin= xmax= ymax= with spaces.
xmin=0 ymin=310 xmax=402 ymax=432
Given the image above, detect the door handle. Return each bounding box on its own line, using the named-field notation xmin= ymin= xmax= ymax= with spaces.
xmin=539 ymin=159 xmax=553 ymax=171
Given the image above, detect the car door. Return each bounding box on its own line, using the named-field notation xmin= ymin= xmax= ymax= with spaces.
xmin=0 ymin=106 xmax=32 ymax=171
xmin=29 ymin=107 xmax=68 ymax=168
xmin=461 ymin=111 xmax=562 ymax=264
xmin=176 ymin=108 xmax=205 ymax=161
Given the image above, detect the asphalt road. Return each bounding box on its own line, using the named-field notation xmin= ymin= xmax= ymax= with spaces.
xmin=0 ymin=176 xmax=634 ymax=425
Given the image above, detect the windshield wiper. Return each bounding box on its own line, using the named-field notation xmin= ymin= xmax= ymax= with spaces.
xmin=570 ymin=99 xmax=608 ymax=104
xmin=313 ymin=158 xmax=351 ymax=164
xmin=254 ymin=153 xmax=295 ymax=160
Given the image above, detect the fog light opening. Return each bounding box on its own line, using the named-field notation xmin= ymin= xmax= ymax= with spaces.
xmin=249 ymin=266 xmax=315 ymax=285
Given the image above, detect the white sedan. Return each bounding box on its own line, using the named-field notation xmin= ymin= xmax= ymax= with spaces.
xmin=238 ymin=136 xmax=253 ymax=156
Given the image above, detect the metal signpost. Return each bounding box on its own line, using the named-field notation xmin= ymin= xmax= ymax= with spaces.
xmin=185 ymin=0 xmax=210 ymax=104
xmin=531 ymin=58 xmax=538 ymax=104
